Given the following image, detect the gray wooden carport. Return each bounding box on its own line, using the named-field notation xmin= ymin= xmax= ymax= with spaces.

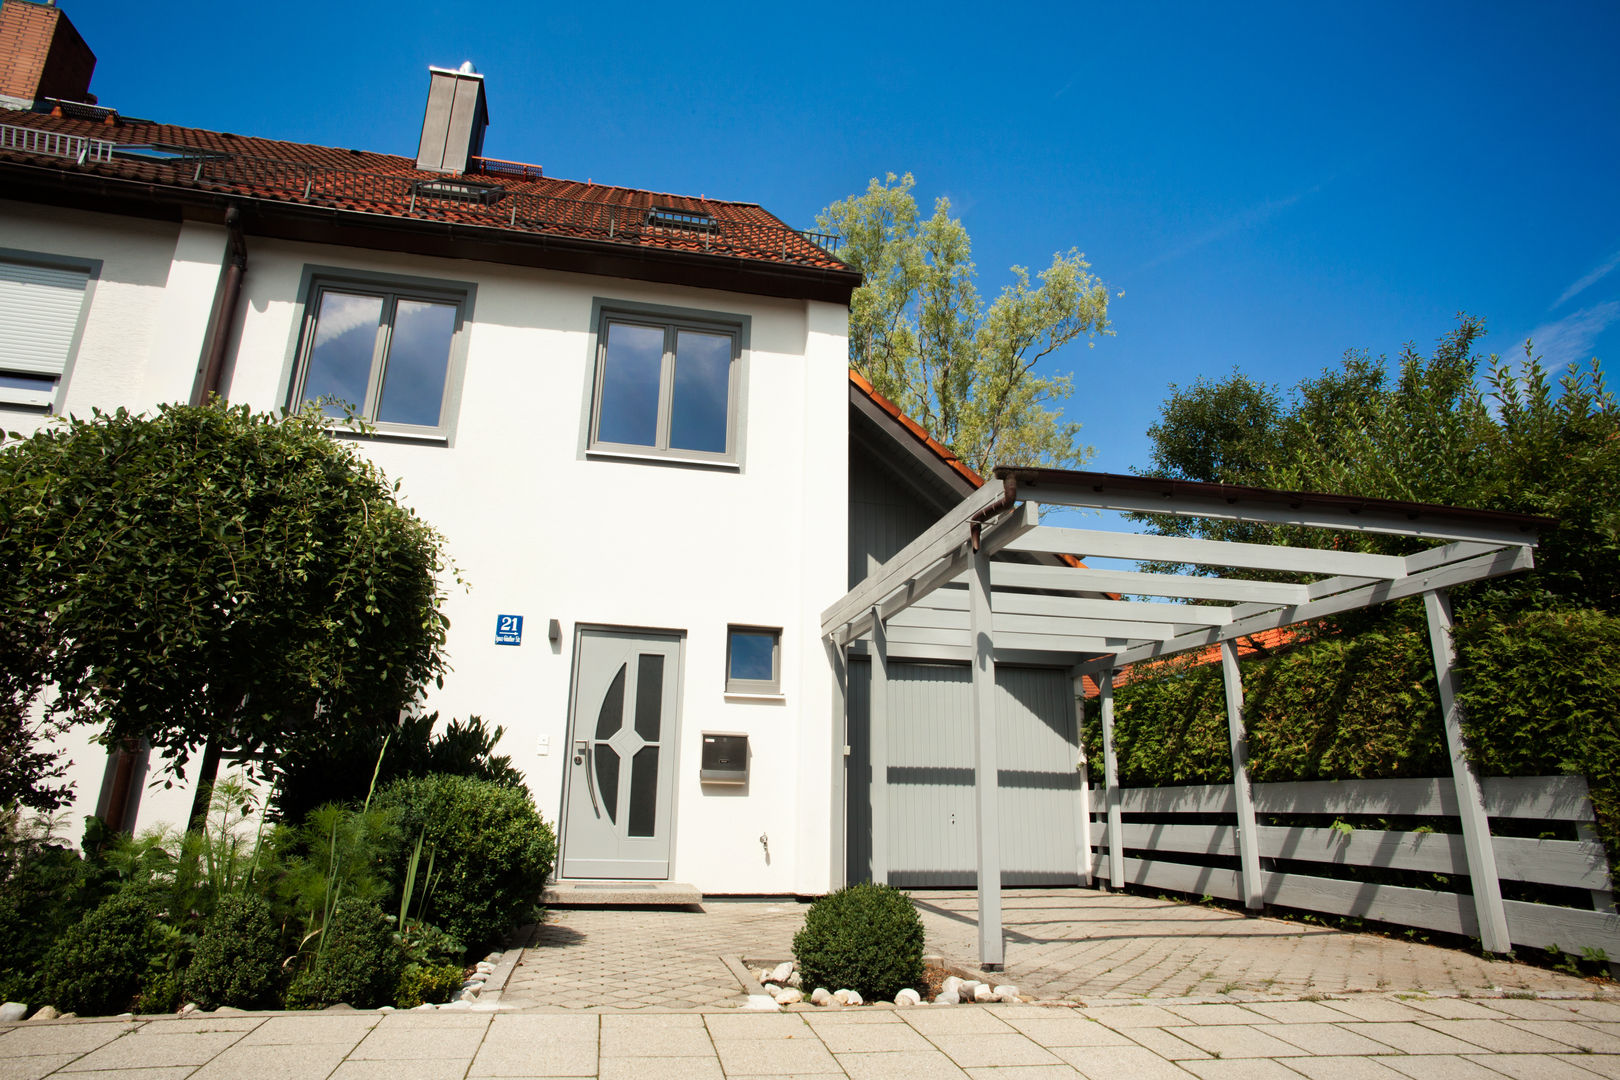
xmin=821 ymin=468 xmax=1549 ymax=970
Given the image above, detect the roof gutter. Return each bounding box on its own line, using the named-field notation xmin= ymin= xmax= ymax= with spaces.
xmin=190 ymin=204 xmax=246 ymax=406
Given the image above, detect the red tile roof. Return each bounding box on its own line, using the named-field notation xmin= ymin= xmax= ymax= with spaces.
xmin=0 ymin=110 xmax=850 ymax=272
xmin=847 ymin=367 xmax=983 ymax=489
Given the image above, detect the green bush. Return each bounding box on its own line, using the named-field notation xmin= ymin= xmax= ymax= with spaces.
xmin=374 ymin=775 xmax=555 ymax=953
xmin=0 ymin=821 xmax=90 ymax=1004
xmin=792 ymin=883 xmax=923 ymax=1001
xmin=185 ymin=893 xmax=284 ymax=1010
xmin=42 ymin=892 xmax=167 ymax=1015
xmin=395 ymin=962 xmax=464 ymax=1008
xmin=285 ymin=899 xmax=403 ymax=1010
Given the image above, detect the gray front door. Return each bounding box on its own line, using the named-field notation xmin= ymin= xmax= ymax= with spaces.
xmin=561 ymin=628 xmax=682 ymax=879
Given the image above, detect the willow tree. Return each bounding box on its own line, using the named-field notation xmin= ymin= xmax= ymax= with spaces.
xmin=0 ymin=401 xmax=455 ymax=804
xmin=819 ymin=172 xmax=1114 ymax=475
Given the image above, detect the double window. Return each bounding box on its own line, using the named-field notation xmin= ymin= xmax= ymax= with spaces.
xmin=290 ymin=275 xmax=472 ymax=438
xmin=588 ymin=308 xmax=742 ymax=463
xmin=0 ymin=252 xmax=97 ymax=408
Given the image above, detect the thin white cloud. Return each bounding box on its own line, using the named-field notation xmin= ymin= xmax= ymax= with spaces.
xmin=1555 ymin=248 xmax=1620 ymax=308
xmin=1139 ymin=190 xmax=1310 ymax=271
xmin=1516 ymin=301 xmax=1620 ymax=374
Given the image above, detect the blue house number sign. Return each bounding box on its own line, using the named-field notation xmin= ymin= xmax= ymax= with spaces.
xmin=495 ymin=615 xmax=523 ymax=646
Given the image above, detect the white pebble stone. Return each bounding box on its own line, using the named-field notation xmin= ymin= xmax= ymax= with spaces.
xmin=810 ymin=987 xmax=832 ymax=1005
xmin=973 ymin=983 xmax=995 ymax=1003
xmin=894 ymin=988 xmax=921 ymax=1006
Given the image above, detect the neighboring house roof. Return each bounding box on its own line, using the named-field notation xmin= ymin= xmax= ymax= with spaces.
xmin=1081 ymin=625 xmax=1303 ymax=698
xmin=0 ymin=109 xmax=861 ymax=302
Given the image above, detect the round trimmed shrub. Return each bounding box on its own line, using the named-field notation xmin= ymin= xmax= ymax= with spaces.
xmin=792 ymin=883 xmax=924 ymax=1001
xmin=185 ymin=893 xmax=284 ymax=1010
xmin=286 ymin=899 xmax=404 ymax=1010
xmin=42 ymin=892 xmax=167 ymax=1015
xmin=395 ymin=962 xmax=464 ymax=1008
xmin=375 ymin=774 xmax=556 ymax=953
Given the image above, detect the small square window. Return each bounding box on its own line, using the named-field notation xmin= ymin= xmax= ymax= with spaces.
xmin=290 ymin=276 xmax=470 ymax=438
xmin=726 ymin=626 xmax=781 ymax=694
xmin=0 ymin=254 xmax=95 ymax=408
xmin=589 ymin=310 xmax=740 ymax=462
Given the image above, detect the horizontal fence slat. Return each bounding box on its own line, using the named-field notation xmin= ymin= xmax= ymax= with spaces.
xmin=1494 ymin=837 xmax=1612 ymax=890
xmin=1503 ymin=900 xmax=1620 ymax=955
xmin=1260 ymin=825 xmax=1464 ymax=875
xmin=1263 ymin=871 xmax=1478 ymax=937
xmin=1254 ymin=778 xmax=1456 ymax=816
xmin=1118 ymin=857 xmax=1244 ymax=902
xmin=1483 ymin=775 xmax=1595 ymax=821
xmin=1119 ymin=822 xmax=1238 ymax=857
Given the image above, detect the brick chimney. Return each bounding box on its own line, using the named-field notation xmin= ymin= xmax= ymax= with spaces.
xmin=0 ymin=0 xmax=95 ymax=110
xmin=416 ymin=62 xmax=487 ymax=174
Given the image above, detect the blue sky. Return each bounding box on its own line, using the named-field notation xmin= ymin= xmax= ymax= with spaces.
xmin=65 ymin=0 xmax=1620 ymax=476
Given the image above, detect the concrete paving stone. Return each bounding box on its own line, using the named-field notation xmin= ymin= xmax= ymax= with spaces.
xmin=1053 ymin=1044 xmax=1196 ymax=1080
xmin=1502 ymin=1020 xmax=1620 ymax=1053
xmin=1123 ymin=1026 xmax=1211 ymax=1060
xmin=599 ymin=1024 xmax=715 ymax=1056
xmin=59 ymin=1030 xmax=247 ymax=1071
xmin=599 ymin=1056 xmax=724 ymax=1080
xmin=0 ymin=1022 xmax=138 ymax=1056
xmin=1171 ymin=1024 xmax=1312 ymax=1059
xmin=995 ymin=1017 xmax=1134 ymax=1047
xmin=484 ymin=1014 xmax=599 ymax=1042
xmin=800 ymin=1010 xmax=907 ymax=1026
xmin=237 ymin=1014 xmax=379 ymax=1045
xmin=1179 ymin=1060 xmax=1310 ymax=1080
xmin=1315 ymin=998 xmax=1437 ymax=1023
xmin=329 ymin=1061 xmax=469 ymax=1080
xmin=0 ymin=1055 xmax=80 ymax=1080
xmin=45 ymin=1069 xmax=197 ymax=1080
xmin=928 ymin=1033 xmax=1063 ymax=1068
xmin=143 ymin=1018 xmax=266 ymax=1035
xmin=1478 ymin=998 xmax=1592 ymax=1021
xmin=809 ymin=1021 xmax=932 ymax=1053
xmin=835 ymin=1049 xmax=972 ymax=1079
xmin=901 ymin=1010 xmax=1017 ymax=1036
xmin=717 ymin=1038 xmax=840 ymax=1075
xmin=1341 ymin=1021 xmax=1492 ymax=1055
xmin=469 ymin=1036 xmax=598 ymax=1078
xmin=1079 ymin=1005 xmax=1194 ymax=1029
xmin=962 ymin=1067 xmax=1085 ymax=1080
xmin=1243 ymin=1000 xmax=1360 ymax=1024
xmin=1466 ymin=1053 xmax=1620 ymax=1080
xmin=349 ymin=1022 xmax=490 ymax=1060
xmin=188 ymin=1040 xmax=351 ymax=1080
xmin=1378 ymin=1055 xmax=1511 ymax=1080
xmin=1563 ymin=1001 xmax=1620 ymax=1023
xmin=1550 ymin=1055 xmax=1620 ymax=1078
xmin=1401 ymin=997 xmax=1517 ymax=1020
xmin=1166 ymin=1004 xmax=1267 ymax=1026
xmin=705 ymin=1013 xmax=810 ymax=1040
xmin=1263 ymin=1021 xmax=1399 ymax=1056
xmin=1418 ymin=1018 xmax=1582 ymax=1053
xmin=1283 ymin=1057 xmax=1413 ymax=1080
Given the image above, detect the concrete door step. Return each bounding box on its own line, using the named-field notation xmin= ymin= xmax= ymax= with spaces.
xmin=543 ymin=880 xmax=703 ymax=906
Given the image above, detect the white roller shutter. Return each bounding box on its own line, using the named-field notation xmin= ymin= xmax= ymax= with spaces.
xmin=0 ymin=260 xmax=91 ymax=377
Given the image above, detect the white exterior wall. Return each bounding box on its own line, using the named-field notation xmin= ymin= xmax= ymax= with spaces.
xmin=4 ymin=205 xmax=850 ymax=895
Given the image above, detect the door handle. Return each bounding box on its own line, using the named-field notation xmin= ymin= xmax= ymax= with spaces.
xmin=576 ymin=740 xmax=601 ymax=818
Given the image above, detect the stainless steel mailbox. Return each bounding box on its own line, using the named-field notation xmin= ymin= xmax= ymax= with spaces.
xmin=700 ymin=731 xmax=748 ymax=784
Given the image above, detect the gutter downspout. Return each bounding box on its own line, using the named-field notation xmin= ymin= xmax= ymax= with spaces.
xmin=190 ymin=205 xmax=247 ymax=406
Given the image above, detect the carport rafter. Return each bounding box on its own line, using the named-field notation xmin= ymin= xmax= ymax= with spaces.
xmin=822 ymin=468 xmax=1549 ymax=969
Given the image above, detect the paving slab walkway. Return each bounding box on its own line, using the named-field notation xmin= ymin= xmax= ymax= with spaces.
xmin=8 ymin=994 xmax=1620 ymax=1079
xmin=501 ymin=887 xmax=1593 ymax=1010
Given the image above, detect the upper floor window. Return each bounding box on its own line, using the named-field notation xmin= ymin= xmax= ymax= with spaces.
xmin=0 ymin=252 xmax=97 ymax=409
xmin=588 ymin=309 xmax=741 ymax=463
xmin=290 ymin=275 xmax=471 ymax=439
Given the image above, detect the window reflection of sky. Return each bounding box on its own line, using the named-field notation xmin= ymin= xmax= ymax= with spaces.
xmin=729 ymin=631 xmax=775 ymax=681
xmin=377 ymin=299 xmax=456 ymax=427
xmin=302 ymin=291 xmax=381 ymax=415
xmin=598 ymin=323 xmax=663 ymax=445
xmin=670 ymin=330 xmax=730 ymax=453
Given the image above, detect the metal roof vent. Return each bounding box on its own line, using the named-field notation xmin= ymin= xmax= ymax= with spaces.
xmin=416 ymin=63 xmax=487 ymax=175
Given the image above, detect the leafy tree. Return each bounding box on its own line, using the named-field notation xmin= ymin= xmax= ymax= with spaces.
xmin=819 ymin=172 xmax=1114 ymax=474
xmin=0 ymin=401 xmax=456 ymax=787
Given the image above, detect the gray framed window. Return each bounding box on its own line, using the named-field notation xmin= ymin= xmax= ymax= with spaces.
xmin=0 ymin=251 xmax=98 ymax=409
xmin=726 ymin=625 xmax=781 ymax=694
xmin=289 ymin=275 xmax=471 ymax=438
xmin=588 ymin=309 xmax=741 ymax=462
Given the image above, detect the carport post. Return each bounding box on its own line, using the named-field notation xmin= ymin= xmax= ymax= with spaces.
xmin=869 ymin=607 xmax=890 ymax=886
xmin=1219 ymin=641 xmax=1265 ymax=910
xmin=968 ymin=544 xmax=1004 ymax=969
xmin=1098 ymin=668 xmax=1124 ymax=890
xmin=826 ymin=638 xmax=849 ymax=891
xmin=1071 ymin=673 xmax=1093 ymax=886
xmin=1423 ymin=588 xmax=1511 ymax=954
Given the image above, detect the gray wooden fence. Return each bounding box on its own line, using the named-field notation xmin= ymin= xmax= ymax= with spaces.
xmin=1087 ymin=774 xmax=1620 ymax=958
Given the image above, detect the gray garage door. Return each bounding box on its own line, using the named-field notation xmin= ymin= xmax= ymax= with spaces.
xmin=847 ymin=660 xmax=1084 ymax=887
